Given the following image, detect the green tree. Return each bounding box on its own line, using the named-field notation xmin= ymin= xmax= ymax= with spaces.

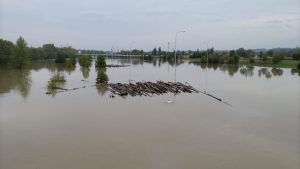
xmin=43 ymin=44 xmax=57 ymax=59
xmin=262 ymin=53 xmax=268 ymax=63
xmin=55 ymin=50 xmax=66 ymax=63
xmin=227 ymin=50 xmax=239 ymax=64
xmin=292 ymin=49 xmax=300 ymax=60
xmin=267 ymin=50 xmax=274 ymax=57
xmin=258 ymin=51 xmax=263 ymax=58
xmin=11 ymin=37 xmax=30 ymax=69
xmin=236 ymin=48 xmax=246 ymax=58
xmin=95 ymin=56 xmax=106 ymax=68
xmin=245 ymin=49 xmax=255 ymax=58
xmin=0 ymin=39 xmax=14 ymax=65
xmin=272 ymin=52 xmax=283 ymax=64
xmin=30 ymin=47 xmax=46 ymax=60
xmin=79 ymin=55 xmax=92 ymax=67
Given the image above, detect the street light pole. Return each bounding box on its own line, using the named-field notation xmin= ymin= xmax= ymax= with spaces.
xmin=174 ymin=31 xmax=186 ymax=84
xmin=129 ymin=41 xmax=135 ymax=82
xmin=167 ymin=41 xmax=170 ymax=72
xmin=203 ymin=41 xmax=209 ymax=93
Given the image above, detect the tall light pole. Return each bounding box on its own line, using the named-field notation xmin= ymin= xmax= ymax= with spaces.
xmin=129 ymin=41 xmax=135 ymax=82
xmin=167 ymin=41 xmax=170 ymax=72
xmin=203 ymin=41 xmax=209 ymax=93
xmin=174 ymin=31 xmax=186 ymax=84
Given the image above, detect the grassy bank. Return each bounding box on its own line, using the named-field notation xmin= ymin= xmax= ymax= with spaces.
xmin=239 ymin=59 xmax=299 ymax=69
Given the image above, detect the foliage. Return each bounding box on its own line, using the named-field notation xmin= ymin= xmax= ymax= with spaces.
xmin=95 ymin=56 xmax=106 ymax=68
xmin=64 ymin=57 xmax=77 ymax=68
xmin=292 ymin=49 xmax=300 ymax=60
xmin=258 ymin=51 xmax=263 ymax=58
xmin=297 ymin=61 xmax=300 ymax=70
xmin=55 ymin=50 xmax=66 ymax=63
xmin=245 ymin=49 xmax=255 ymax=58
xmin=11 ymin=37 xmax=30 ymax=69
xmin=272 ymin=53 xmax=284 ymax=64
xmin=227 ymin=50 xmax=239 ymax=64
xmin=47 ymin=74 xmax=66 ymax=89
xmin=131 ymin=49 xmax=144 ymax=55
xmin=236 ymin=48 xmax=246 ymax=58
xmin=55 ymin=47 xmax=77 ymax=63
xmin=267 ymin=50 xmax=274 ymax=57
xmin=30 ymin=47 xmax=46 ymax=60
xmin=262 ymin=53 xmax=268 ymax=63
xmin=0 ymin=39 xmax=14 ymax=65
xmin=78 ymin=55 xmax=92 ymax=67
xmin=43 ymin=44 xmax=57 ymax=59
xmin=249 ymin=57 xmax=255 ymax=63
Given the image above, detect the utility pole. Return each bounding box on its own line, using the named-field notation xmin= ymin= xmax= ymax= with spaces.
xmin=174 ymin=31 xmax=186 ymax=84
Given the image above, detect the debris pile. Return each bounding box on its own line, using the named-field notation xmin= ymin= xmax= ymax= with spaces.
xmin=108 ymin=81 xmax=199 ymax=97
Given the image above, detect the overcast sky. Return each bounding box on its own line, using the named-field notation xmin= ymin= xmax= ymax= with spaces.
xmin=0 ymin=0 xmax=299 ymax=51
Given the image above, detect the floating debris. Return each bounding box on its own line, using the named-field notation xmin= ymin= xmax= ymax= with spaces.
xmin=108 ymin=81 xmax=199 ymax=98
xmin=106 ymin=64 xmax=130 ymax=68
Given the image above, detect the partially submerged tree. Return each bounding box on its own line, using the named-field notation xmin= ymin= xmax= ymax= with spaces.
xmin=95 ymin=56 xmax=106 ymax=68
xmin=0 ymin=39 xmax=14 ymax=65
xmin=227 ymin=50 xmax=239 ymax=64
xmin=11 ymin=37 xmax=30 ymax=69
xmin=79 ymin=55 xmax=92 ymax=67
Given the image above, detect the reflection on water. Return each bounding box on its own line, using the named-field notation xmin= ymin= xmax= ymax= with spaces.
xmin=271 ymin=68 xmax=283 ymax=76
xmin=46 ymin=72 xmax=67 ymax=97
xmin=0 ymin=59 xmax=299 ymax=169
xmin=0 ymin=59 xmax=295 ymax=99
xmin=81 ymin=67 xmax=90 ymax=79
xmin=259 ymin=68 xmax=272 ymax=78
xmin=0 ymin=68 xmax=31 ymax=98
xmin=240 ymin=66 xmax=254 ymax=77
xmin=96 ymin=83 xmax=108 ymax=96
xmin=291 ymin=68 xmax=300 ymax=76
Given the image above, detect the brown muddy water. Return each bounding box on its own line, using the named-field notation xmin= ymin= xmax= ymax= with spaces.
xmin=0 ymin=59 xmax=299 ymax=169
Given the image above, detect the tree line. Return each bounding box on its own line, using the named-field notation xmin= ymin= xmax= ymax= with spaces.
xmin=0 ymin=37 xmax=77 ymax=68
xmin=191 ymin=47 xmax=300 ymax=66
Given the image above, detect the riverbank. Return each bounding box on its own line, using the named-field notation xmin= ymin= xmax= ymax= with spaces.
xmin=239 ymin=59 xmax=299 ymax=69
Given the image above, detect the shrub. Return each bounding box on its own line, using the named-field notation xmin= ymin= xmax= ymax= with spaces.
xmin=95 ymin=56 xmax=106 ymax=68
xmin=272 ymin=53 xmax=283 ymax=64
xmin=55 ymin=52 xmax=66 ymax=63
xmin=47 ymin=74 xmax=66 ymax=89
xmin=78 ymin=55 xmax=92 ymax=67
xmin=262 ymin=53 xmax=268 ymax=63
xmin=249 ymin=58 xmax=255 ymax=63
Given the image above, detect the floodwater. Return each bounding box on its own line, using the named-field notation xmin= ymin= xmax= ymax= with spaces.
xmin=0 ymin=59 xmax=299 ymax=169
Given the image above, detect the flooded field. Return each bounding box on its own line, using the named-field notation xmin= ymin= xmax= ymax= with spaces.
xmin=1 ymin=59 xmax=299 ymax=169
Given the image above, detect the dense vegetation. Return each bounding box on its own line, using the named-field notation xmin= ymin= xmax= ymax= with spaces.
xmin=95 ymin=56 xmax=106 ymax=68
xmin=1 ymin=37 xmax=300 ymax=69
xmin=0 ymin=37 xmax=77 ymax=69
xmin=78 ymin=55 xmax=92 ymax=67
xmin=190 ymin=47 xmax=300 ymax=68
xmin=47 ymin=74 xmax=66 ymax=89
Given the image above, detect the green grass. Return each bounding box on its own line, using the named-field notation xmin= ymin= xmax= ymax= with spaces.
xmin=240 ymin=59 xmax=299 ymax=69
